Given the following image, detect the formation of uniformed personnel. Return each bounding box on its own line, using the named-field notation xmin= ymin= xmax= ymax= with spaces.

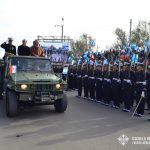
xmin=1 ymin=37 xmax=16 ymax=56
xmin=73 ymin=60 xmax=150 ymax=118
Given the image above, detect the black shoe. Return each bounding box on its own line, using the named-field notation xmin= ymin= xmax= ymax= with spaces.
xmin=112 ymin=105 xmax=116 ymax=108
xmin=136 ymin=113 xmax=144 ymax=117
xmin=126 ymin=109 xmax=131 ymax=112
xmin=122 ymin=108 xmax=127 ymax=112
xmin=115 ymin=106 xmax=120 ymax=109
xmin=105 ymin=103 xmax=109 ymax=106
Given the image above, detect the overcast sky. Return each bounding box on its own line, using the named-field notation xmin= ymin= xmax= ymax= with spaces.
xmin=0 ymin=0 xmax=150 ymax=49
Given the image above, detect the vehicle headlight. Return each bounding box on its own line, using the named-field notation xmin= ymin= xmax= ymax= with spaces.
xmin=56 ymin=84 xmax=61 ymax=89
xmin=21 ymin=84 xmax=28 ymax=90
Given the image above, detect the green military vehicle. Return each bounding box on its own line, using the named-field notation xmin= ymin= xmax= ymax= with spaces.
xmin=0 ymin=56 xmax=68 ymax=117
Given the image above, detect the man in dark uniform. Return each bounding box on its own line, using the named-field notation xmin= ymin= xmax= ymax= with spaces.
xmin=67 ymin=65 xmax=74 ymax=90
xmin=111 ymin=63 xmax=121 ymax=109
xmin=73 ymin=65 xmax=77 ymax=90
xmin=134 ymin=62 xmax=146 ymax=117
xmin=94 ymin=64 xmax=103 ymax=102
xmin=130 ymin=63 xmax=136 ymax=107
xmin=102 ymin=63 xmax=111 ymax=106
xmin=77 ymin=64 xmax=82 ymax=97
xmin=18 ymin=39 xmax=31 ymax=56
xmin=146 ymin=64 xmax=150 ymax=111
xmin=1 ymin=37 xmax=16 ymax=56
xmin=147 ymin=65 xmax=150 ymax=121
xmin=82 ymin=63 xmax=89 ymax=98
xmin=121 ymin=62 xmax=134 ymax=112
xmin=88 ymin=64 xmax=95 ymax=100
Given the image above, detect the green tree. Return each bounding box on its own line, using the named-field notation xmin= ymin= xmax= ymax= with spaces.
xmin=131 ymin=21 xmax=150 ymax=47
xmin=71 ymin=33 xmax=95 ymax=56
xmin=113 ymin=28 xmax=127 ymax=48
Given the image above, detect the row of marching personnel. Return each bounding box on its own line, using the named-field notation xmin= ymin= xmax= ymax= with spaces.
xmin=67 ymin=62 xmax=150 ymax=117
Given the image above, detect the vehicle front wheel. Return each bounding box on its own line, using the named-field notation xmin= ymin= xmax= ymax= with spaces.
xmin=6 ymin=91 xmax=18 ymax=117
xmin=54 ymin=93 xmax=68 ymax=113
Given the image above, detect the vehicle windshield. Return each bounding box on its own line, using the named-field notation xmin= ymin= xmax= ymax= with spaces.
xmin=10 ymin=57 xmax=53 ymax=72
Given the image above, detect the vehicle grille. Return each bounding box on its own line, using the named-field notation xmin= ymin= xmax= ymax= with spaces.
xmin=31 ymin=84 xmax=52 ymax=91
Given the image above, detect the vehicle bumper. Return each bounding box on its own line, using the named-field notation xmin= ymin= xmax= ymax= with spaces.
xmin=18 ymin=90 xmax=64 ymax=103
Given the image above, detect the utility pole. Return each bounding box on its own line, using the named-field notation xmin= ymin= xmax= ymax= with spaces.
xmin=129 ymin=19 xmax=132 ymax=46
xmin=61 ymin=18 xmax=64 ymax=42
xmin=55 ymin=18 xmax=64 ymax=42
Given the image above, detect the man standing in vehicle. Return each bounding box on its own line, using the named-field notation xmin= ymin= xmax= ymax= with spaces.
xmin=30 ymin=40 xmax=45 ymax=57
xmin=18 ymin=39 xmax=31 ymax=56
xmin=1 ymin=37 xmax=16 ymax=56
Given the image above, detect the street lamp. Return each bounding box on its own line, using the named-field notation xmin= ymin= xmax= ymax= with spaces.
xmin=55 ymin=18 xmax=64 ymax=41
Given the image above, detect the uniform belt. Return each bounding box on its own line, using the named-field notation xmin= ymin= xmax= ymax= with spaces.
xmin=112 ymin=78 xmax=121 ymax=83
xmin=112 ymin=78 xmax=120 ymax=80
xmin=84 ymin=75 xmax=88 ymax=77
xmin=136 ymin=81 xmax=146 ymax=85
xmin=89 ymin=77 xmax=94 ymax=79
xmin=104 ymin=78 xmax=111 ymax=82
xmin=123 ymin=79 xmax=131 ymax=84
xmin=123 ymin=79 xmax=131 ymax=82
xmin=78 ymin=75 xmax=81 ymax=77
xmin=97 ymin=78 xmax=102 ymax=80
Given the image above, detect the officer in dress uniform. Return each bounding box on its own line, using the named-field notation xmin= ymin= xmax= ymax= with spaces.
xmin=82 ymin=63 xmax=89 ymax=98
xmin=1 ymin=37 xmax=16 ymax=56
xmin=77 ymin=64 xmax=82 ymax=97
xmin=73 ymin=65 xmax=77 ymax=90
xmin=67 ymin=65 xmax=74 ymax=90
xmin=121 ymin=62 xmax=134 ymax=112
xmin=134 ymin=62 xmax=146 ymax=117
xmin=94 ymin=64 xmax=103 ymax=102
xmin=102 ymin=63 xmax=111 ymax=105
xmin=146 ymin=64 xmax=150 ymax=111
xmin=88 ymin=64 xmax=95 ymax=100
xmin=130 ymin=63 xmax=136 ymax=107
xmin=111 ymin=63 xmax=121 ymax=109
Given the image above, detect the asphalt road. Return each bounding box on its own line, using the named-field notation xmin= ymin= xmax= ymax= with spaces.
xmin=0 ymin=91 xmax=150 ymax=150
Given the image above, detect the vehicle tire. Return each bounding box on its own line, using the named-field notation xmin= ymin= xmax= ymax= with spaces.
xmin=6 ymin=91 xmax=18 ymax=117
xmin=54 ymin=93 xmax=68 ymax=113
